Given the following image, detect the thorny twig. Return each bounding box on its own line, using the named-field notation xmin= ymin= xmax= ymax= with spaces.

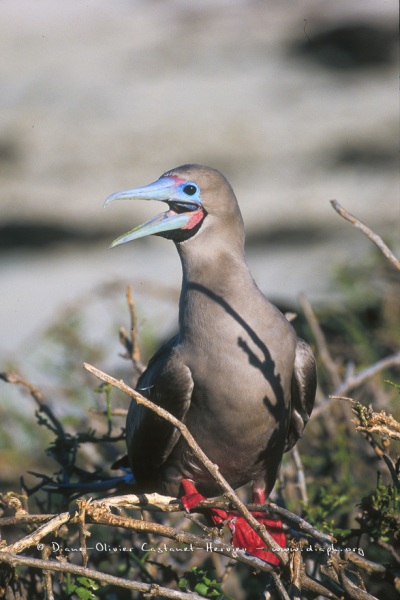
xmin=0 ymin=372 xmax=65 ymax=439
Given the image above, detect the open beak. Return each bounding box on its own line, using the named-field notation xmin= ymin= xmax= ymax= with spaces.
xmin=104 ymin=176 xmax=202 ymax=247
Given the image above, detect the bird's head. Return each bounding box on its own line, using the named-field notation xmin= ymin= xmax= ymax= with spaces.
xmin=105 ymin=164 xmax=243 ymax=247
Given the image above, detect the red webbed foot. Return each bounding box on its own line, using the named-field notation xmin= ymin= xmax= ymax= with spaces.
xmin=180 ymin=479 xmax=207 ymax=511
xmin=245 ymin=486 xmax=286 ymax=565
xmin=180 ymin=480 xmax=286 ymax=566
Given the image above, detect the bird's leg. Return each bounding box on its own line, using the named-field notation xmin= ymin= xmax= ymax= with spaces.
xmin=180 ymin=480 xmax=238 ymax=534
xmin=252 ymin=487 xmax=266 ymax=505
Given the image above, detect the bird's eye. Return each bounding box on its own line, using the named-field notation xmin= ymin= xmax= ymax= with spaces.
xmin=183 ymin=184 xmax=197 ymax=196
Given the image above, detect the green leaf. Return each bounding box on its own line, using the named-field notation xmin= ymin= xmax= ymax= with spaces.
xmin=76 ymin=577 xmax=99 ymax=591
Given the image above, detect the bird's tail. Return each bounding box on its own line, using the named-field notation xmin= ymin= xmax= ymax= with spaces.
xmin=44 ymin=471 xmax=136 ymax=495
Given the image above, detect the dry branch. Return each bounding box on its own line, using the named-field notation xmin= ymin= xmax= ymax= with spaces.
xmin=291 ymin=447 xmax=308 ymax=506
xmin=0 ymin=489 xmax=385 ymax=599
xmin=119 ymin=284 xmax=145 ymax=374
xmin=1 ymin=510 xmax=73 ymax=555
xmin=330 ymin=199 xmax=400 ymax=271
xmin=312 ymin=351 xmax=400 ymax=418
xmin=0 ymin=371 xmax=65 ymax=438
xmin=0 ymin=552 xmax=204 ymax=600
xmin=299 ymin=293 xmax=341 ymax=389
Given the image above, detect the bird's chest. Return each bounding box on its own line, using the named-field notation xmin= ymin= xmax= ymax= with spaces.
xmin=185 ymin=300 xmax=288 ymax=374
xmin=180 ymin=289 xmax=296 ymax=421
xmin=175 ymin=298 xmax=296 ymax=489
xmin=183 ymin=318 xmax=290 ymax=419
xmin=181 ymin=339 xmax=286 ymax=487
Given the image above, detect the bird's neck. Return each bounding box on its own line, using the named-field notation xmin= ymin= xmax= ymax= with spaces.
xmin=176 ymin=238 xmax=256 ymax=341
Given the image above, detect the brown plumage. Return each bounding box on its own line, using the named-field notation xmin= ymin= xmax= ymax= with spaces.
xmin=106 ymin=164 xmax=317 ymax=500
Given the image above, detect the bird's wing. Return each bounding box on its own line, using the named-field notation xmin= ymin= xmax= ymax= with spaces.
xmin=284 ymin=338 xmax=317 ymax=452
xmin=126 ymin=335 xmax=194 ymax=478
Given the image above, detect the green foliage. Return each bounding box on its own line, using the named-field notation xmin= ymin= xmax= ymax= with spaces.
xmin=303 ymin=486 xmax=352 ymax=541
xmin=332 ymin=254 xmax=399 ymax=357
xmin=357 ymin=473 xmax=399 ymax=544
xmin=63 ymin=574 xmax=100 ymax=600
xmin=298 ymin=417 xmax=364 ymax=539
xmin=178 ymin=567 xmax=234 ymax=600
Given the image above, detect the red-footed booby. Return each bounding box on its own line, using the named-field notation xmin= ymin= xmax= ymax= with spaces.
xmin=105 ymin=164 xmax=316 ymax=563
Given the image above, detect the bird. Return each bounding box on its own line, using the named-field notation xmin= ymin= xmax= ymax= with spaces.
xmin=105 ymin=164 xmax=316 ymax=562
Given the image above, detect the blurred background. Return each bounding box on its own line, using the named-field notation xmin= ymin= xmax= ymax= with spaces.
xmin=0 ymin=0 xmax=398 ymax=482
xmin=0 ymin=3 xmax=399 ymax=598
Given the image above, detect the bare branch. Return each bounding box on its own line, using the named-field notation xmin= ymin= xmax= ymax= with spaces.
xmin=119 ymin=285 xmax=145 ymax=374
xmin=312 ymin=351 xmax=400 ymax=418
xmin=0 ymin=552 xmax=204 ymax=600
xmin=1 ymin=511 xmax=74 ymax=555
xmin=83 ymin=499 xmax=274 ymax=573
xmin=91 ymin=492 xmax=177 ymax=511
xmin=270 ymin=571 xmax=292 ymax=600
xmin=92 ymin=499 xmax=344 ymax=600
xmin=343 ymin=550 xmax=386 ymax=576
xmin=334 ymin=352 xmax=400 ymax=397
xmin=291 ymin=447 xmax=308 ymax=506
xmin=338 ymin=564 xmax=379 ymax=600
xmin=298 ymin=293 xmax=341 ymax=389
xmin=288 ymin=540 xmax=303 ymax=600
xmin=0 ymin=371 xmax=65 ymax=438
xmin=41 ymin=544 xmax=55 ymax=600
xmin=0 ymin=514 xmax=54 ymax=527
xmin=89 ymin=407 xmax=128 ymax=418
xmin=2 ymin=489 xmax=385 ymax=597
xmin=300 ymin=575 xmax=341 ymax=599
xmin=356 ymin=424 xmax=400 ymax=440
xmin=76 ymin=499 xmax=89 ymax=568
xmin=264 ymin=502 xmax=334 ymax=545
xmin=330 ymin=200 xmax=400 ymax=271
xmin=376 ymin=539 xmax=400 ymax=565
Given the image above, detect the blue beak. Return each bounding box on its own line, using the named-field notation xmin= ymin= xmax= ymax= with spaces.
xmin=104 ymin=176 xmax=201 ymax=247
